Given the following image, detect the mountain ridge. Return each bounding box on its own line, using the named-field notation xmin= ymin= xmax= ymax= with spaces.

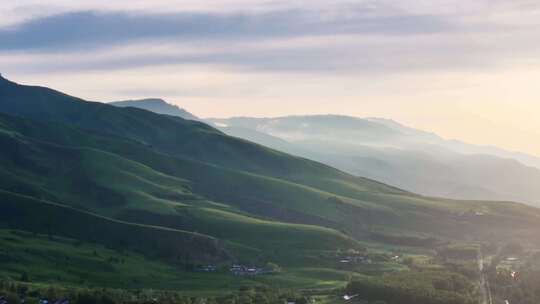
xmin=109 ymin=98 xmax=199 ymax=120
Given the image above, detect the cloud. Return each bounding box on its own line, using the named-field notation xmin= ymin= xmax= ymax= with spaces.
xmin=0 ymin=6 xmax=465 ymax=75
xmin=2 ymin=1 xmax=540 ymax=76
xmin=0 ymin=9 xmax=454 ymax=51
xmin=1 ymin=1 xmax=540 ymax=86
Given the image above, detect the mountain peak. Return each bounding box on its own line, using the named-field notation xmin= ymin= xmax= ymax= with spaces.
xmin=109 ymin=98 xmax=199 ymax=120
xmin=126 ymin=98 xmax=167 ymax=105
xmin=0 ymin=73 xmax=17 ymax=87
xmin=0 ymin=73 xmax=9 ymax=83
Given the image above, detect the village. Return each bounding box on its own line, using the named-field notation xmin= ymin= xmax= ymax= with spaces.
xmin=0 ymin=296 xmax=69 ymax=304
xmin=194 ymin=248 xmax=403 ymax=278
xmin=194 ymin=263 xmax=281 ymax=276
xmin=334 ymin=248 xmax=402 ymax=270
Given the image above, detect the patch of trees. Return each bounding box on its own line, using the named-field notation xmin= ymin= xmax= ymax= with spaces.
xmin=488 ymin=269 xmax=540 ymax=304
xmin=0 ymin=280 xmax=309 ymax=304
xmin=345 ymin=270 xmax=476 ymax=304
xmin=486 ymin=247 xmax=540 ymax=304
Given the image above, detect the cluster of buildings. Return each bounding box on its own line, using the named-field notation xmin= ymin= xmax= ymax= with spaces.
xmin=1 ymin=296 xmax=70 ymax=304
xmin=193 ymin=264 xmax=277 ymax=276
xmin=457 ymin=210 xmax=486 ymax=218
xmin=40 ymin=298 xmax=69 ymax=304
xmin=339 ymin=255 xmax=372 ymax=265
xmin=195 ymin=265 xmax=217 ymax=272
xmin=229 ymin=264 xmax=275 ymax=276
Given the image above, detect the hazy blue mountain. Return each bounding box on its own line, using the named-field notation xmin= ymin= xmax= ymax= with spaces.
xmin=208 ymin=115 xmax=540 ymax=207
xmin=367 ymin=117 xmax=540 ymax=169
xmin=211 ymin=115 xmax=403 ymax=144
xmin=109 ymin=98 xmax=199 ymax=120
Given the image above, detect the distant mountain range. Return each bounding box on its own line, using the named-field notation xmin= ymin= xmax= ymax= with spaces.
xmin=366 ymin=117 xmax=540 ymax=170
xmin=206 ymin=115 xmax=540 ymax=207
xmin=109 ymin=98 xmax=199 ymax=120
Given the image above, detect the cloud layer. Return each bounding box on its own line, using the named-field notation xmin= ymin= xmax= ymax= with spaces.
xmin=0 ymin=9 xmax=454 ymax=51
xmin=1 ymin=1 xmax=539 ymax=74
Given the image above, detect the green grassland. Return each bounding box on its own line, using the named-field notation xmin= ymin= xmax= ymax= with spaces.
xmin=0 ymin=229 xmax=359 ymax=294
xmin=0 ymin=190 xmax=228 ymax=262
xmin=0 ymin=125 xmax=360 ymax=262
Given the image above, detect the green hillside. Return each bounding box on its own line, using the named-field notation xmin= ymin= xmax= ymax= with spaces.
xmin=0 ymin=190 xmax=228 ymax=262
xmin=2 ymin=108 xmax=538 ymax=246
xmin=0 ymin=229 xmax=351 ymax=293
xmin=0 ymin=75 xmax=402 ymax=195
xmin=0 ymin=118 xmax=357 ymax=262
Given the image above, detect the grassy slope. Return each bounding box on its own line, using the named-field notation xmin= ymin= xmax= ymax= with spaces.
xmin=1 ymin=99 xmax=540 ymax=244
xmin=0 ymin=229 xmax=351 ymax=293
xmin=0 ymin=190 xmax=228 ymax=263
xmin=0 ymin=229 xmax=189 ymax=290
xmin=3 ymin=111 xmax=539 ymax=245
xmin=0 ymin=119 xmax=358 ymax=264
xmin=0 ymin=77 xmax=403 ymax=195
xmin=0 ymin=189 xmax=357 ymax=290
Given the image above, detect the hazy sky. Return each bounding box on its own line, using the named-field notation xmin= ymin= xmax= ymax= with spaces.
xmin=1 ymin=0 xmax=540 ymax=156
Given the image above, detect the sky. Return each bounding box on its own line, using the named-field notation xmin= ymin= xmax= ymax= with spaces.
xmin=1 ymin=0 xmax=540 ymax=156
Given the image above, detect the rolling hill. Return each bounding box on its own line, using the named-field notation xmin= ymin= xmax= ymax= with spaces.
xmin=0 ymin=111 xmax=357 ymax=264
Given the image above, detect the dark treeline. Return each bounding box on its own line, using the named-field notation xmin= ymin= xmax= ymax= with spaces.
xmin=345 ymin=270 xmax=477 ymax=304
xmin=487 ymin=245 xmax=540 ymax=304
xmin=0 ymin=281 xmax=310 ymax=304
xmin=489 ymin=269 xmax=540 ymax=304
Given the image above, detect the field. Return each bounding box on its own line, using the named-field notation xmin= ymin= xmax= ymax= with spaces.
xmin=0 ymin=229 xmax=375 ymax=302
